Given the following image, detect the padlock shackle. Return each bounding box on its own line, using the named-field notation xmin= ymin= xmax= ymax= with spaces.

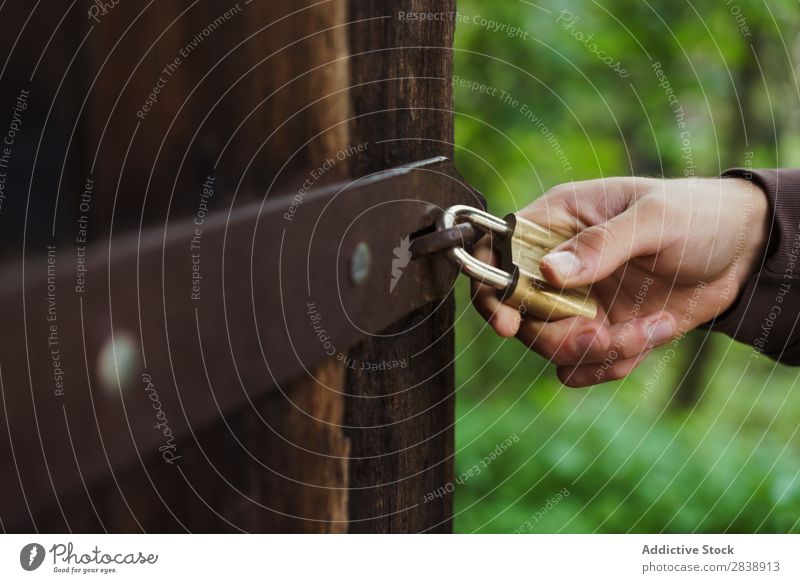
xmin=437 ymin=205 xmax=515 ymax=290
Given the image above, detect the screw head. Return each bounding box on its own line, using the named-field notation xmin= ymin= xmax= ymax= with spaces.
xmin=350 ymin=241 xmax=371 ymax=285
xmin=97 ymin=331 xmax=139 ymax=395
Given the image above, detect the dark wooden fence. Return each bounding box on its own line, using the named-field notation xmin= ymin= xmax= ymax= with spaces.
xmin=0 ymin=0 xmax=473 ymax=533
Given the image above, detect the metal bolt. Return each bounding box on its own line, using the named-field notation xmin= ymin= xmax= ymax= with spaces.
xmin=97 ymin=331 xmax=139 ymax=395
xmin=349 ymin=241 xmax=371 ymax=285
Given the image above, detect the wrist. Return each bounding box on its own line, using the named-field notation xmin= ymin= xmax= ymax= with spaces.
xmin=728 ymin=176 xmax=770 ymax=299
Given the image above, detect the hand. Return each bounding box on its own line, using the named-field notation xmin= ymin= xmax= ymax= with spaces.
xmin=472 ymin=176 xmax=769 ymax=387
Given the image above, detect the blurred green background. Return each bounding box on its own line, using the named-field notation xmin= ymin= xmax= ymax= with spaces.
xmin=451 ymin=0 xmax=800 ymax=533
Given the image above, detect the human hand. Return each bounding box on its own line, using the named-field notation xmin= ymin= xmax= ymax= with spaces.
xmin=472 ymin=176 xmax=769 ymax=387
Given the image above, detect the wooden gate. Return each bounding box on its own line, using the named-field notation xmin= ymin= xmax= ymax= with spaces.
xmin=0 ymin=1 xmax=480 ymax=533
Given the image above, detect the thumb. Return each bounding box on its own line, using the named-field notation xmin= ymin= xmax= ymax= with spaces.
xmin=539 ymin=203 xmax=668 ymax=288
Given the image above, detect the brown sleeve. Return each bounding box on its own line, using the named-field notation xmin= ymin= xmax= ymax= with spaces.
xmin=703 ymin=168 xmax=800 ymax=364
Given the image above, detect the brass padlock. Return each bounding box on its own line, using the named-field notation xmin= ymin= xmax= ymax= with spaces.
xmin=438 ymin=205 xmax=597 ymax=321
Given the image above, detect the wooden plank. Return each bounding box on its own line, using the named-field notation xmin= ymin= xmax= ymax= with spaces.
xmin=84 ymin=0 xmax=355 ymax=534
xmin=1 ymin=0 xmax=356 ymax=533
xmin=343 ymin=0 xmax=459 ymax=533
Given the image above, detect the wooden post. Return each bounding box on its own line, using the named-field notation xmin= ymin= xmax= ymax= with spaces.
xmin=344 ymin=1 xmax=456 ymax=533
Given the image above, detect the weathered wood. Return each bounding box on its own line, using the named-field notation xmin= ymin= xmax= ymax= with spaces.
xmin=0 ymin=0 xmax=458 ymax=533
xmin=344 ymin=0 xmax=457 ymax=533
xmin=84 ymin=0 xmax=354 ymax=533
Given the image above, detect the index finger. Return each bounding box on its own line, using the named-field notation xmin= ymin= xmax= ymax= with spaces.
xmin=519 ymin=177 xmax=642 ymax=234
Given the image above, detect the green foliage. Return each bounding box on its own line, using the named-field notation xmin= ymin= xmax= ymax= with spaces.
xmin=452 ymin=0 xmax=800 ymax=532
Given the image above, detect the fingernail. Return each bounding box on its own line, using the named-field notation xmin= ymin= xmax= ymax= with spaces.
xmin=512 ymin=312 xmax=522 ymax=335
xmin=646 ymin=317 xmax=674 ymax=344
xmin=543 ymin=251 xmax=583 ymax=280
